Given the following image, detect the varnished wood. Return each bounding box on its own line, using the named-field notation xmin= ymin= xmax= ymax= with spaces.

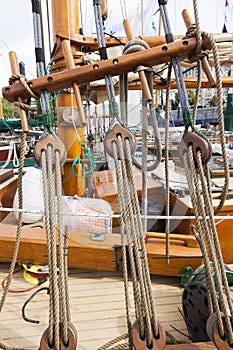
xmin=9 ymin=52 xmax=29 ymax=132
xmin=92 ymin=168 xmax=164 ymax=227
xmin=62 ymin=39 xmax=86 ymax=125
xmin=123 ymin=18 xmax=152 ymax=101
xmin=0 ymin=175 xmax=18 ymax=222
xmin=0 ymin=222 xmax=203 ymax=276
xmin=51 ymin=0 xmax=80 ymax=40
xmin=3 ymin=37 xmax=210 ymax=103
xmin=55 ymin=32 xmax=180 ymax=50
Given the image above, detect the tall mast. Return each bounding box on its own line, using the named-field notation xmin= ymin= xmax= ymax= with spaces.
xmin=50 ymin=0 xmax=85 ymax=196
xmin=51 ymin=0 xmax=80 ymax=39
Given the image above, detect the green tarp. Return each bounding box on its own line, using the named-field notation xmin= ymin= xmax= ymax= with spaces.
xmin=0 ymin=118 xmax=42 ymax=133
xmin=224 ymin=93 xmax=233 ymax=131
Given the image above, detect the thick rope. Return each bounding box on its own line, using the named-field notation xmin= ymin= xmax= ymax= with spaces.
xmin=41 ymin=146 xmax=72 ymax=349
xmin=42 ymin=146 xmax=60 ymax=349
xmin=0 ymin=134 xmax=32 ymax=350
xmin=55 ymin=151 xmax=69 ymax=344
xmin=97 ymin=333 xmax=128 ymax=350
xmin=164 ymin=63 xmax=172 ymax=263
xmin=110 ymin=136 xmax=159 ymax=348
xmin=183 ymin=148 xmax=225 ymax=337
xmin=121 ymin=39 xmax=162 ymax=172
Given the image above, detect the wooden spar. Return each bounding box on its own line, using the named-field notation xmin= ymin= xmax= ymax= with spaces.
xmin=62 ymin=39 xmax=86 ymax=125
xmin=53 ymin=32 xmax=180 ymax=51
xmin=50 ymin=0 xmax=85 ymax=196
xmin=148 ymin=76 xmax=233 ymax=90
xmin=123 ymin=18 xmax=152 ymax=101
xmin=9 ymin=52 xmax=29 ymax=132
xmin=2 ymin=37 xmax=211 ymax=102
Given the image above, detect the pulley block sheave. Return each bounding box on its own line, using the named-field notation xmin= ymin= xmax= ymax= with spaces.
xmin=105 ymin=123 xmax=137 ymax=158
xmin=178 ymin=131 xmax=212 ymax=166
xmin=132 ymin=319 xmax=166 ymax=349
xmin=207 ymin=313 xmax=233 ymax=350
xmin=34 ymin=133 xmax=67 ymax=166
xmin=39 ymin=322 xmax=78 ymax=349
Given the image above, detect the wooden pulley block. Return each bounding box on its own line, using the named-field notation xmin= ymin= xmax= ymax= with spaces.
xmin=178 ymin=131 xmax=211 ymax=167
xmin=132 ymin=319 xmax=166 ymax=349
xmin=206 ymin=313 xmax=233 ymax=349
xmin=105 ymin=123 xmax=136 ymax=159
xmin=40 ymin=322 xmax=78 ymax=350
xmin=34 ymin=133 xmax=67 ymax=167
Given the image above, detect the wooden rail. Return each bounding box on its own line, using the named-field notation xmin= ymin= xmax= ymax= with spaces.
xmin=3 ymin=37 xmax=210 ymax=102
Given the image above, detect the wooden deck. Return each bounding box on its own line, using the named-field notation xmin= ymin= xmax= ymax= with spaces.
xmin=0 ymin=263 xmax=213 ymax=349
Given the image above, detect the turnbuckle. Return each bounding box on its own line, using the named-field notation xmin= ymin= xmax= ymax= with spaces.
xmin=105 ymin=123 xmax=137 ymax=158
xmin=206 ymin=313 xmax=233 ymax=349
xmin=132 ymin=319 xmax=166 ymax=350
xmin=178 ymin=128 xmax=212 ymax=167
xmin=39 ymin=322 xmax=77 ymax=350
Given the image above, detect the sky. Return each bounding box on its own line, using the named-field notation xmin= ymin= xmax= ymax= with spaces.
xmin=0 ymin=0 xmax=232 ymax=94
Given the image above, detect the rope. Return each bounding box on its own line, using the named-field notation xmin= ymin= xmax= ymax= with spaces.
xmin=9 ymin=74 xmax=38 ymax=99
xmin=120 ymin=39 xmax=162 ymax=172
xmin=164 ymin=63 xmax=172 ymax=263
xmin=158 ymin=0 xmax=232 ymax=344
xmin=41 ymin=146 xmax=72 ymax=349
xmin=111 ymin=136 xmax=159 ymax=348
xmin=0 ymin=133 xmax=32 ymax=350
xmin=42 ymin=146 xmax=60 ymax=348
xmin=97 ymin=333 xmax=128 ymax=350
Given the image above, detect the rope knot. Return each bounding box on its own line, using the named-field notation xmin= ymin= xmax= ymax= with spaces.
xmin=123 ymin=38 xmax=150 ymax=55
xmin=183 ymin=28 xmax=210 ymax=64
xmin=9 ymin=73 xmax=38 ymax=99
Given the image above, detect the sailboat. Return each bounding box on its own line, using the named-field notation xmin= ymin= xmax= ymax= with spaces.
xmin=0 ymin=0 xmax=233 ymax=348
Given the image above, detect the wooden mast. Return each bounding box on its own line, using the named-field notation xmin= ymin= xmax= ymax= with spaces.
xmin=50 ymin=0 xmax=85 ymax=196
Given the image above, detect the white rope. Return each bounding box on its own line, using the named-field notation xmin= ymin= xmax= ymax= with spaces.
xmin=2 ymin=205 xmax=233 ymax=221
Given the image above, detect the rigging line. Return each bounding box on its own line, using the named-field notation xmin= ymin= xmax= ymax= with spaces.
xmin=120 ymin=0 xmax=127 ymax=20
xmin=0 ymin=36 xmax=11 ymax=51
xmin=0 ymin=37 xmax=35 ymax=80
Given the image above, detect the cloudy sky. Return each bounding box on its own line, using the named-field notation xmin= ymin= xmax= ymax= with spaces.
xmin=0 ymin=0 xmax=232 ymax=93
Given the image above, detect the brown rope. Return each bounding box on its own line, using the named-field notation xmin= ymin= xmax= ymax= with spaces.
xmin=164 ymin=63 xmax=172 ymax=263
xmin=110 ymin=136 xmax=160 ymax=348
xmin=41 ymin=146 xmax=72 ymax=349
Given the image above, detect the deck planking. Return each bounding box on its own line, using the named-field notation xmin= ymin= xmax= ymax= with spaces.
xmin=0 ymin=263 xmax=198 ymax=349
